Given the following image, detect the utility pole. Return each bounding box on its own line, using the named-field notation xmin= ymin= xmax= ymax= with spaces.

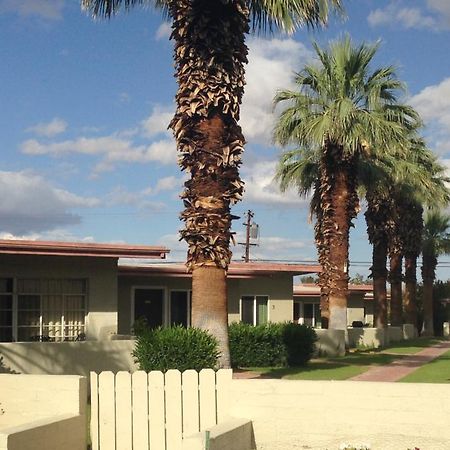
xmin=238 ymin=210 xmax=259 ymax=262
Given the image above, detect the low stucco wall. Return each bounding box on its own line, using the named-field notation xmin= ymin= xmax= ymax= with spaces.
xmin=444 ymin=322 xmax=449 ymax=337
xmin=403 ymin=323 xmax=418 ymax=339
xmin=0 ymin=341 xmax=137 ymax=376
xmin=346 ymin=327 xmax=386 ymax=349
xmin=229 ymin=379 xmax=450 ymax=449
xmin=182 ymin=418 xmax=256 ymax=450
xmin=0 ymin=374 xmax=87 ymax=450
xmin=314 ymin=329 xmax=346 ymax=356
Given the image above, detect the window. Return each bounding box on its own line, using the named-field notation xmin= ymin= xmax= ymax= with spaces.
xmin=0 ymin=278 xmax=87 ymax=342
xmin=241 ymin=295 xmax=268 ymax=325
xmin=296 ymin=302 xmax=321 ymax=328
xmin=170 ymin=290 xmax=191 ymax=327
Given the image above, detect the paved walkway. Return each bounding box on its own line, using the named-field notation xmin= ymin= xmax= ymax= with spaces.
xmin=350 ymin=339 xmax=450 ymax=382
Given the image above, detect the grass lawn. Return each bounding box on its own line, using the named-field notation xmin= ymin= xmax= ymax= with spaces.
xmin=399 ymin=349 xmax=450 ymax=383
xmin=381 ymin=337 xmax=442 ymax=355
xmin=242 ymin=352 xmax=404 ymax=381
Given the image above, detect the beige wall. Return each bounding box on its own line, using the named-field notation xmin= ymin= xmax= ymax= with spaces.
xmin=0 ymin=341 xmax=137 ymax=375
xmin=229 ymin=379 xmax=450 ymax=450
xmin=0 ymin=374 xmax=87 ymax=450
xmin=118 ymin=274 xmax=294 ymax=334
xmin=0 ymin=254 xmax=118 ymax=340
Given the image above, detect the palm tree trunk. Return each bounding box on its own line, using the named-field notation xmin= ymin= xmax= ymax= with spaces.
xmin=169 ymin=0 xmax=249 ymax=367
xmin=421 ymin=251 xmax=436 ymax=336
xmin=389 ymin=252 xmax=403 ymax=326
xmin=192 ymin=266 xmax=230 ymax=366
xmin=373 ymin=240 xmax=388 ymax=328
xmin=317 ymin=144 xmax=358 ymax=330
xmin=403 ymin=255 xmax=418 ymax=329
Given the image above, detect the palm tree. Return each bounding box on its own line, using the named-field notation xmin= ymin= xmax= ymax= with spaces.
xmin=421 ymin=210 xmax=450 ymax=335
xmin=274 ymin=36 xmax=418 ymax=329
xmin=82 ymin=0 xmax=343 ymax=366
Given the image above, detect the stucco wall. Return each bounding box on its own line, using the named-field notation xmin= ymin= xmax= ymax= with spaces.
xmin=0 ymin=341 xmax=137 ymax=375
xmin=118 ymin=274 xmax=294 ymax=334
xmin=0 ymin=254 xmax=118 ymax=340
xmin=229 ymin=379 xmax=450 ymax=449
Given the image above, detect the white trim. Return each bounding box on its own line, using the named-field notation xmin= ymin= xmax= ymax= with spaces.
xmin=130 ymin=285 xmax=167 ymax=329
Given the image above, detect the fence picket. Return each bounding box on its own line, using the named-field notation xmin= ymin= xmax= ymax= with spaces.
xmin=148 ymin=371 xmax=165 ymax=450
xmin=132 ymin=371 xmax=149 ymax=450
xmin=182 ymin=370 xmax=200 ymax=438
xmin=199 ymin=369 xmax=216 ymax=430
xmin=216 ymin=369 xmax=232 ymax=423
xmin=115 ymin=372 xmax=132 ymax=450
xmin=90 ymin=372 xmax=99 ymax=450
xmin=99 ymin=371 xmax=116 ymax=450
xmin=165 ymin=369 xmax=182 ymax=450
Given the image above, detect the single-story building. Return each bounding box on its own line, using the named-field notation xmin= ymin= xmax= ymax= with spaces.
xmin=0 ymin=239 xmax=321 ymax=343
xmin=293 ymin=283 xmax=375 ymax=328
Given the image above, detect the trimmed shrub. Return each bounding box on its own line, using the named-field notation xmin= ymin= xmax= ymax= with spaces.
xmin=229 ymin=322 xmax=317 ymax=368
xmin=229 ymin=322 xmax=287 ymax=367
xmin=132 ymin=325 xmax=219 ymax=372
xmin=282 ymin=322 xmax=318 ymax=366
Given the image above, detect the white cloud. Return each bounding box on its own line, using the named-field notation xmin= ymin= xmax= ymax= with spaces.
xmin=240 ymin=37 xmax=313 ymax=145
xmin=241 ymin=159 xmax=307 ymax=206
xmin=0 ymin=0 xmax=64 ymax=21
xmin=0 ymin=230 xmax=95 ymax=243
xmin=410 ymin=77 xmax=450 ymax=155
xmin=0 ymin=171 xmax=99 ymax=234
xmin=21 ymin=135 xmax=177 ymax=174
xmin=155 ymin=22 xmax=171 ymax=41
xmin=368 ymin=0 xmax=450 ymax=30
xmin=141 ymin=104 xmax=173 ymax=137
xmin=26 ymin=117 xmax=67 ymax=137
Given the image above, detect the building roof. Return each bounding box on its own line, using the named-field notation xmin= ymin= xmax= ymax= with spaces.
xmin=0 ymin=239 xmax=169 ymax=259
xmin=119 ymin=262 xmax=321 ymax=279
xmin=294 ymin=283 xmax=373 ymax=296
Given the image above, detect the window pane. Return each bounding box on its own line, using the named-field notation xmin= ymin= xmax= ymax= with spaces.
xmin=18 ymin=279 xmax=40 ymax=294
xmin=0 ymin=295 xmax=12 ymax=310
xmin=314 ymin=304 xmax=321 ymax=328
xmin=170 ymin=291 xmax=189 ymax=327
xmin=0 ymin=327 xmax=12 ymax=342
xmin=256 ymin=296 xmax=268 ymax=325
xmin=65 ymin=295 xmax=85 ymax=310
xmin=241 ymin=296 xmax=254 ymax=325
xmin=63 ymin=280 xmax=87 ymax=295
xmin=18 ymin=310 xmax=40 ymax=326
xmin=17 ymin=327 xmax=40 ymax=341
xmin=0 ymin=278 xmax=12 ymax=293
xmin=304 ymin=304 xmax=314 ymax=326
xmin=18 ymin=295 xmax=40 ymax=310
xmin=0 ymin=310 xmax=12 ymax=326
xmin=42 ymin=295 xmax=63 ymax=314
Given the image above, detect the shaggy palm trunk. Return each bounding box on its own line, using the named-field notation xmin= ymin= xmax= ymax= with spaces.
xmin=169 ymin=0 xmax=249 ymax=367
xmin=316 ymin=144 xmax=358 ymax=330
xmin=403 ymin=256 xmax=418 ymax=328
xmin=372 ymin=240 xmax=388 ymax=328
xmin=389 ymin=252 xmax=403 ymax=326
xmin=421 ymin=251 xmax=437 ymax=336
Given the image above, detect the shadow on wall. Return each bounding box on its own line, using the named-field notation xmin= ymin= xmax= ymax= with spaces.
xmin=0 ymin=341 xmax=138 ymax=376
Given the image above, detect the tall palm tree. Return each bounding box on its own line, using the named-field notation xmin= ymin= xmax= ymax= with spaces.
xmin=421 ymin=210 xmax=450 ymax=336
xmin=274 ymin=36 xmax=418 ymax=329
xmin=82 ymin=0 xmax=343 ymax=366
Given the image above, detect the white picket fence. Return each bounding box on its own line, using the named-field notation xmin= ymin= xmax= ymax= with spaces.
xmin=90 ymin=369 xmax=232 ymax=450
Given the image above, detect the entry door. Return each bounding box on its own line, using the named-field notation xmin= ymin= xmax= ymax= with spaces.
xmin=304 ymin=303 xmax=314 ymax=326
xmin=134 ymin=288 xmax=164 ymax=329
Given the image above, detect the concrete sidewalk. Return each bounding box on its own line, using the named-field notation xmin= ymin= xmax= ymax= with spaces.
xmin=350 ymin=339 xmax=450 ymax=382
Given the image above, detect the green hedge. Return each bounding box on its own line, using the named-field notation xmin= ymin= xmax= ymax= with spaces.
xmin=229 ymin=322 xmax=317 ymax=368
xmin=132 ymin=325 xmax=219 ymax=372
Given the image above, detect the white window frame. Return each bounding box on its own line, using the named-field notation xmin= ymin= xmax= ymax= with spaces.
xmin=239 ymin=295 xmax=269 ymax=326
xmin=295 ymin=301 xmax=320 ymax=327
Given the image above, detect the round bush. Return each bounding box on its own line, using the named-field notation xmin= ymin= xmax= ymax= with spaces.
xmin=132 ymin=325 xmax=219 ymax=372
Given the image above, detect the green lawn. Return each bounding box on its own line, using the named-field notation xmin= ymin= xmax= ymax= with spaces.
xmin=399 ymin=349 xmax=450 ymax=383
xmin=381 ymin=337 xmax=442 ymax=355
xmin=243 ymin=352 xmax=404 ymax=381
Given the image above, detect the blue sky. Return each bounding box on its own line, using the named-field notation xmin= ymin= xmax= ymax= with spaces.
xmin=0 ymin=0 xmax=449 ymax=279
